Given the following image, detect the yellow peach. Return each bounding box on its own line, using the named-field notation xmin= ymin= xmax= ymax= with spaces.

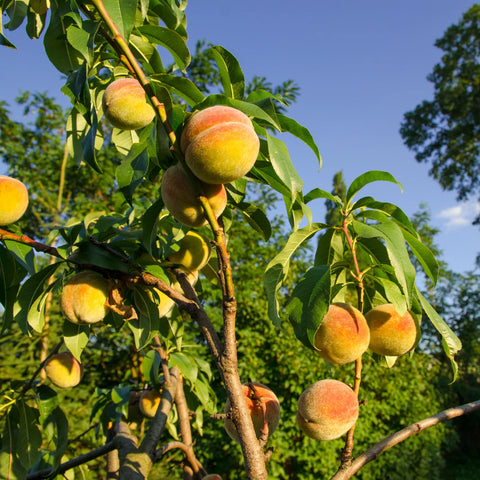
xmin=44 ymin=351 xmax=83 ymax=388
xmin=181 ymin=106 xmax=260 ymax=184
xmin=0 ymin=175 xmax=29 ymax=226
xmin=102 ymin=78 xmax=155 ymax=130
xmin=161 ymin=163 xmax=227 ymax=228
xmin=313 ymin=303 xmax=370 ymax=364
xmin=139 ymin=390 xmax=162 ymax=419
xmin=60 ymin=271 xmax=109 ymax=325
xmin=224 ymin=382 xmax=280 ymax=443
xmin=297 ymin=379 xmax=359 ymax=441
xmin=167 ymin=231 xmax=211 ymax=273
xmin=366 ymin=303 xmax=417 ymax=356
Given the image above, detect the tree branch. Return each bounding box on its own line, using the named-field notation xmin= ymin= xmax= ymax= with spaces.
xmin=331 ymin=399 xmax=480 ymax=480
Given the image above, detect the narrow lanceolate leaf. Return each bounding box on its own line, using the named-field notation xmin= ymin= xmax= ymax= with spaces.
xmin=402 ymin=229 xmax=439 ymax=284
xmin=264 ymin=223 xmax=328 ymax=326
xmin=44 ymin=0 xmax=83 ymax=74
xmin=102 ymin=0 xmax=136 ymax=41
xmin=15 ymin=401 xmax=42 ymax=470
xmin=304 ymin=187 xmax=343 ymax=206
xmin=416 ymin=287 xmax=462 ymax=382
xmin=277 ymin=114 xmax=322 ymax=167
xmin=267 ymin=134 xmax=304 ymax=202
xmin=195 ymin=94 xmax=282 ymax=131
xmin=236 ymin=202 xmax=272 ymax=241
xmin=151 ymin=74 xmax=205 ymax=106
xmin=142 ymin=350 xmax=161 ymax=388
xmin=116 ymin=143 xmax=149 ymax=204
xmin=352 ymin=220 xmax=415 ymax=308
xmin=0 ymin=31 xmax=16 ymax=48
xmin=346 ymin=170 xmax=403 ymax=206
xmin=286 ymin=266 xmax=331 ymax=349
xmin=170 ymin=352 xmax=198 ymax=384
xmin=137 ymin=25 xmax=191 ymax=70
xmin=14 ymin=263 xmax=62 ymax=335
xmin=210 ymin=45 xmax=245 ymax=99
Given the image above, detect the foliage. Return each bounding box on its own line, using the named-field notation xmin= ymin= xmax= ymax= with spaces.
xmin=400 ymin=5 xmax=480 ymax=222
xmin=0 ymin=1 xmax=472 ymax=480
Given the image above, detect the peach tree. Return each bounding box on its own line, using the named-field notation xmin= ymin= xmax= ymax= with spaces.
xmin=0 ymin=1 xmax=477 ymax=480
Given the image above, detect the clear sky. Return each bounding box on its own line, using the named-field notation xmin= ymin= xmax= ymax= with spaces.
xmin=0 ymin=0 xmax=479 ymax=273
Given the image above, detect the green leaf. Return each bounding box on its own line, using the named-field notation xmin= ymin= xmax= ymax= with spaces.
xmin=151 ymin=73 xmax=205 ymax=106
xmin=370 ymin=275 xmax=408 ymax=315
xmin=27 ymin=286 xmax=51 ymax=333
xmin=170 ymin=352 xmax=198 ymax=384
xmin=195 ymin=94 xmax=281 ymax=130
xmin=142 ymin=199 xmax=164 ymax=254
xmin=81 ymin=107 xmax=102 ymax=173
xmin=15 ymin=400 xmax=42 ymax=470
xmin=142 ymin=350 xmax=161 ymax=388
xmin=66 ymin=24 xmax=91 ymax=63
xmin=267 ymin=134 xmax=303 ymax=201
xmin=4 ymin=0 xmax=28 ymax=30
xmin=3 ymin=239 xmax=36 ymax=274
xmin=264 ymin=223 xmax=327 ymax=326
xmin=402 ymin=229 xmax=439 ymax=284
xmin=63 ymin=322 xmax=90 ymax=361
xmin=416 ymin=287 xmax=461 ymax=382
xmin=304 ymin=187 xmax=342 ymax=206
xmin=102 ymin=0 xmax=136 ymax=41
xmin=43 ymin=0 xmax=83 ymax=74
xmin=210 ymin=45 xmax=245 ymax=99
xmin=130 ymin=287 xmax=163 ymax=350
xmin=352 ymin=221 xmax=416 ymax=308
xmin=277 ymin=113 xmax=322 ymax=167
xmin=0 ymin=31 xmax=16 ymax=48
xmin=346 ymin=170 xmax=403 ymax=206
xmin=14 ymin=263 xmax=61 ymax=335
xmin=137 ymin=25 xmax=190 ymax=70
xmin=236 ymin=201 xmax=272 ymax=241
xmin=116 ymin=143 xmax=149 ymax=204
xmin=286 ymin=266 xmax=331 ymax=349
xmin=69 ymin=241 xmax=133 ymax=273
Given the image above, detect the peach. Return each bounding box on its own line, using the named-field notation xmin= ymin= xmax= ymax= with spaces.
xmin=0 ymin=175 xmax=29 ymax=226
xmin=365 ymin=303 xmax=417 ymax=356
xmin=102 ymin=78 xmax=155 ymax=130
xmin=44 ymin=351 xmax=84 ymax=388
xmin=60 ymin=271 xmax=109 ymax=325
xmin=224 ymin=382 xmax=280 ymax=443
xmin=139 ymin=390 xmax=162 ymax=419
xmin=297 ymin=379 xmax=359 ymax=441
xmin=161 ymin=163 xmax=227 ymax=228
xmin=181 ymin=106 xmax=260 ymax=184
xmin=167 ymin=231 xmax=211 ymax=273
xmin=313 ymin=303 xmax=370 ymax=364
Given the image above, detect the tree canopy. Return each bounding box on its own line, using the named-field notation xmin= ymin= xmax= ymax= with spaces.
xmin=400 ymin=5 xmax=480 ymax=221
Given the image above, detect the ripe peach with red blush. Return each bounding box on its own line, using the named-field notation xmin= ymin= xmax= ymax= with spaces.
xmin=180 ymin=105 xmax=260 ymax=184
xmin=224 ymin=382 xmax=280 ymax=443
xmin=297 ymin=379 xmax=359 ymax=441
xmin=366 ymin=303 xmax=418 ymax=356
xmin=0 ymin=175 xmax=29 ymax=226
xmin=313 ymin=303 xmax=370 ymax=364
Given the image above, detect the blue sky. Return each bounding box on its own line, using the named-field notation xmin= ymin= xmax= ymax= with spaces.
xmin=1 ymin=0 xmax=479 ymax=273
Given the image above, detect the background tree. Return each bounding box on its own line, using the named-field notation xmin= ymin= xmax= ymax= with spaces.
xmin=400 ymin=5 xmax=480 ymax=223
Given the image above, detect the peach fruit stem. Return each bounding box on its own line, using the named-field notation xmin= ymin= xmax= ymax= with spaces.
xmin=89 ymin=0 xmax=181 ymax=156
xmin=331 ymin=399 xmax=480 ymax=480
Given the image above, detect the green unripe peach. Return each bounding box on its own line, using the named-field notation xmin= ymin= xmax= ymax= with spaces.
xmin=139 ymin=390 xmax=162 ymax=419
xmin=60 ymin=271 xmax=109 ymax=325
xmin=313 ymin=303 xmax=370 ymax=364
xmin=44 ymin=351 xmax=84 ymax=388
xmin=366 ymin=303 xmax=417 ymax=356
xmin=297 ymin=379 xmax=359 ymax=441
xmin=161 ymin=163 xmax=227 ymax=228
xmin=168 ymin=231 xmax=211 ymax=273
xmin=181 ymin=105 xmax=260 ymax=184
xmin=0 ymin=175 xmax=29 ymax=226
xmin=224 ymin=382 xmax=280 ymax=443
xmin=102 ymin=78 xmax=155 ymax=130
